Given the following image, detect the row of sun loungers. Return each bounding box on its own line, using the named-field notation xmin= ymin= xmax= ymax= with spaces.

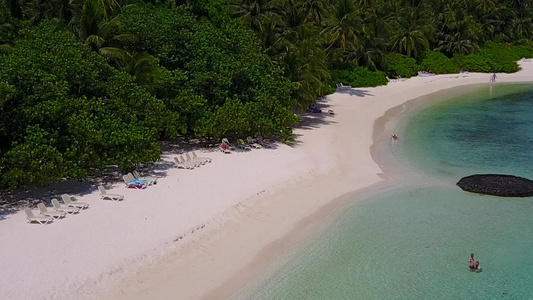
xmin=220 ymin=137 xmax=269 ymax=153
xmin=25 ymin=194 xmax=90 ymax=224
xmin=174 ymin=151 xmax=211 ymax=169
xmin=25 ymin=143 xmax=261 ymax=223
xmin=418 ymin=71 xmax=435 ymax=77
xmin=25 ymin=185 xmax=126 ymax=224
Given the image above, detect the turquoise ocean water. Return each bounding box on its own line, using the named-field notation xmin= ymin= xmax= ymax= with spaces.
xmin=233 ymin=84 xmax=533 ymax=300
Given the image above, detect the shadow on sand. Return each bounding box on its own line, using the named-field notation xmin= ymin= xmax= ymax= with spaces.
xmin=0 ymin=90 xmax=356 ymax=219
xmin=335 ymin=86 xmax=374 ymax=97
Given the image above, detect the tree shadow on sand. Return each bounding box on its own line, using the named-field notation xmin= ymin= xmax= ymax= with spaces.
xmin=0 ymin=141 xmax=209 ymax=220
xmin=335 ymin=86 xmax=374 ymax=97
xmin=289 ymin=98 xmax=338 ymax=147
xmin=0 ymin=180 xmax=97 ymax=220
xmin=0 ymin=92 xmax=352 ymax=219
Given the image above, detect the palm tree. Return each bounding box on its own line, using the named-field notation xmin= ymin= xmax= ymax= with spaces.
xmin=229 ymin=0 xmax=282 ymax=33
xmin=2 ymin=0 xmax=23 ymax=19
xmin=282 ymin=38 xmax=329 ymax=108
xmin=257 ymin=19 xmax=284 ymax=60
xmin=300 ymin=0 xmax=330 ymax=25
xmin=122 ymin=52 xmax=162 ymax=94
xmin=390 ymin=8 xmax=434 ymax=58
xmin=69 ymin=0 xmax=134 ymax=63
xmin=434 ymin=4 xmax=481 ymax=56
xmin=475 ymin=0 xmax=496 ymax=14
xmin=15 ymin=0 xmax=73 ymax=25
xmin=357 ymin=10 xmax=389 ymax=69
xmin=512 ymin=7 xmax=533 ymax=40
xmin=278 ymin=0 xmax=307 ymax=44
xmin=321 ymin=0 xmax=363 ymax=63
xmin=70 ymin=0 xmax=122 ymax=22
xmin=0 ymin=22 xmax=16 ymax=54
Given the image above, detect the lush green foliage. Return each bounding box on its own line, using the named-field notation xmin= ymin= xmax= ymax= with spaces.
xmin=455 ymin=43 xmax=528 ymax=73
xmin=119 ymin=4 xmax=298 ymax=139
xmin=0 ymin=25 xmax=165 ymax=188
xmin=1 ymin=0 xmax=533 ymax=188
xmin=331 ymin=65 xmax=388 ymax=88
xmin=385 ymin=53 xmax=420 ymax=78
xmin=419 ymin=51 xmax=460 ymax=74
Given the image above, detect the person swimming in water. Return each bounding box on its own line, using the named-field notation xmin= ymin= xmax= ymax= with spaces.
xmin=470 ymin=261 xmax=482 ymax=271
xmin=468 ymin=253 xmax=475 ymax=266
xmin=391 ymin=133 xmax=398 ymax=141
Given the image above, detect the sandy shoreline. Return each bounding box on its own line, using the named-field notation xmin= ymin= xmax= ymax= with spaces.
xmin=2 ymin=61 xmax=533 ymax=300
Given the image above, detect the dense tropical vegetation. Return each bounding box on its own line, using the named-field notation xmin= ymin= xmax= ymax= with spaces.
xmin=1 ymin=0 xmax=533 ymax=188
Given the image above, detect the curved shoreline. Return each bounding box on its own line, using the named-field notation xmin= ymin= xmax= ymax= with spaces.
xmin=90 ymin=62 xmax=533 ymax=300
xmin=3 ymin=64 xmax=533 ymax=300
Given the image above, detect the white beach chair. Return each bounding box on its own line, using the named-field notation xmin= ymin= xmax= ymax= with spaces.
xmin=192 ymin=151 xmax=211 ymax=163
xmin=61 ymin=194 xmax=89 ymax=209
xmin=24 ymin=208 xmax=53 ymax=224
xmin=247 ymin=137 xmax=262 ymax=149
xmin=98 ymin=185 xmax=124 ymax=201
xmin=127 ymin=172 xmax=154 ymax=186
xmin=37 ymin=203 xmax=66 ymax=219
xmin=186 ymin=152 xmax=205 ymax=165
xmin=181 ymin=154 xmax=202 ymax=167
xmin=237 ymin=139 xmax=252 ymax=151
xmin=123 ymin=174 xmax=147 ymax=189
xmin=174 ymin=156 xmax=194 ymax=169
xmin=257 ymin=136 xmax=273 ymax=148
xmin=133 ymin=170 xmax=158 ymax=184
xmin=52 ymin=198 xmax=80 ymax=215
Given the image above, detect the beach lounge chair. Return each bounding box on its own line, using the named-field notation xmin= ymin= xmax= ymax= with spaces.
xmin=257 ymin=136 xmax=273 ymax=148
xmin=246 ymin=137 xmax=262 ymax=149
xmin=219 ymin=143 xmax=231 ymax=153
xmin=123 ymin=174 xmax=147 ymax=189
xmin=98 ymin=185 xmax=124 ymax=201
xmin=24 ymin=208 xmax=54 ymax=224
xmin=181 ymin=154 xmax=202 ymax=167
xmin=192 ymin=151 xmax=211 ymax=163
xmin=61 ymin=194 xmax=89 ymax=209
xmin=128 ymin=172 xmax=154 ymax=186
xmin=186 ymin=152 xmax=205 ymax=165
xmin=174 ymin=156 xmax=194 ymax=169
xmin=37 ymin=203 xmax=66 ymax=219
xmin=133 ymin=170 xmax=158 ymax=185
xmin=221 ymin=138 xmax=236 ymax=150
xmin=52 ymin=198 xmax=80 ymax=215
xmin=237 ymin=139 xmax=251 ymax=151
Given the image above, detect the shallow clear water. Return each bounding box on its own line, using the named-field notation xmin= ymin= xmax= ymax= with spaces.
xmin=234 ymin=84 xmax=533 ymax=300
xmin=398 ymin=84 xmax=533 ymax=181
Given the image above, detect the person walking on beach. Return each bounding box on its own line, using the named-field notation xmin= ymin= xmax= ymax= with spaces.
xmin=490 ymin=73 xmax=497 ymax=83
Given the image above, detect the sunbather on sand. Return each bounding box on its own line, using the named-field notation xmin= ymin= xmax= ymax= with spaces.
xmin=220 ymin=143 xmax=231 ymax=153
xmin=307 ymin=103 xmax=334 ymax=115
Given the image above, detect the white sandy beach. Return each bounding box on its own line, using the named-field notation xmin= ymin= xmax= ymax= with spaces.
xmin=2 ymin=61 xmax=533 ymax=300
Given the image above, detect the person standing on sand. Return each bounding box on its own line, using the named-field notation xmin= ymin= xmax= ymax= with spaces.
xmin=490 ymin=73 xmax=497 ymax=82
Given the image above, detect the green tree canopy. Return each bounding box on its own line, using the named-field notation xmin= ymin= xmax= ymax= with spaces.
xmin=0 ymin=24 xmax=165 ymax=188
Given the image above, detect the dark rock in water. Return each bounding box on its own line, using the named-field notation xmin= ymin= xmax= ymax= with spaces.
xmin=457 ymin=174 xmax=533 ymax=197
